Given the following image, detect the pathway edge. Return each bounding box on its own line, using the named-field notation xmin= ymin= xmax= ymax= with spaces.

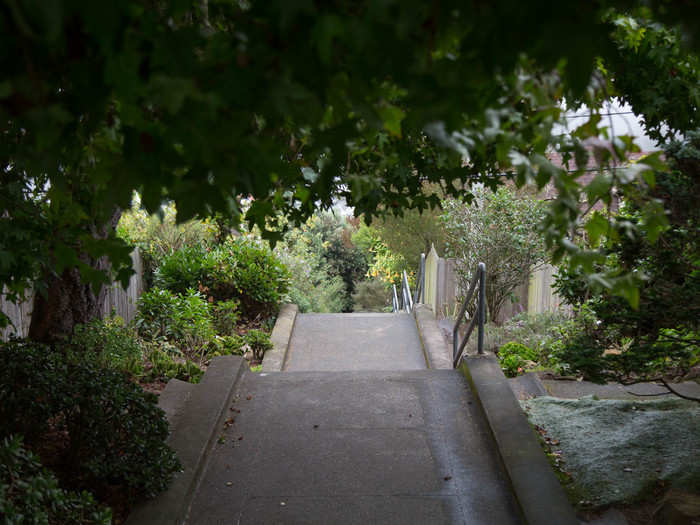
xmin=413 ymin=304 xmax=452 ymax=369
xmin=127 ymin=356 xmax=246 ymax=525
xmin=461 ymin=354 xmax=579 ymax=525
xmin=262 ymin=303 xmax=298 ymax=372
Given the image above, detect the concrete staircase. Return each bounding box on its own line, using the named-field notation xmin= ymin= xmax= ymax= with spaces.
xmin=129 ymin=306 xmax=578 ymax=525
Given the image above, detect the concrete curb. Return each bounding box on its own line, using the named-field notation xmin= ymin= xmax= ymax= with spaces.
xmin=262 ymin=303 xmax=298 ymax=372
xmin=461 ymin=354 xmax=578 ymax=525
xmin=127 ymin=356 xmax=247 ymax=525
xmin=412 ymin=304 xmax=452 ymax=369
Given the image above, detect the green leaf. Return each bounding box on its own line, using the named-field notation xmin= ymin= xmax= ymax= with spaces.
xmin=376 ymin=104 xmax=406 ymax=137
xmin=584 ymin=212 xmax=609 ymax=248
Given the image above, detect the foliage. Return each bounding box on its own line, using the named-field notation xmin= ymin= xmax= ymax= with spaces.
xmin=352 ymin=223 xmax=407 ymax=286
xmin=211 ymin=334 xmax=246 ymax=357
xmin=463 ymin=310 xmax=570 ymax=356
xmin=370 ymin=183 xmax=447 ymax=271
xmin=245 ymin=329 xmax=273 ymax=362
xmin=553 ymin=132 xmax=700 ymax=384
xmin=498 ymin=342 xmax=538 ymax=377
xmin=118 ymin=197 xmax=218 ymax=285
xmin=278 ymin=212 xmax=366 ymax=312
xmin=352 ymin=279 xmax=391 ymax=313
xmin=153 ymin=244 xmax=214 ymax=295
xmin=145 ymin=348 xmax=204 ymax=383
xmin=0 ymin=435 xmax=111 ymax=525
xmin=136 ymin=287 xmax=215 ymax=358
xmin=0 ymin=342 xmax=181 ymax=503
xmin=211 ymin=299 xmax=240 ymax=336
xmin=135 ymin=287 xmax=181 ymax=340
xmin=442 ymin=185 xmax=547 ymax=321
xmin=70 ymin=316 xmax=144 ymax=377
xmin=2 ymin=4 xmax=698 ymax=335
xmin=203 ymin=237 xmax=290 ymax=317
xmin=275 ymin=221 xmax=347 ymax=313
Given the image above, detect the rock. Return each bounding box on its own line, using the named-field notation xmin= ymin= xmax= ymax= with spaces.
xmin=653 ymin=489 xmax=700 ymax=525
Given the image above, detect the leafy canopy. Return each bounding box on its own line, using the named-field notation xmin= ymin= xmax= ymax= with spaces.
xmin=1 ymin=1 xmax=699 ymax=311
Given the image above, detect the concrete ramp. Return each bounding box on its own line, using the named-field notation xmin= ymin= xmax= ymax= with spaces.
xmin=188 ymin=369 xmax=521 ymax=524
xmin=285 ymin=313 xmax=428 ymax=371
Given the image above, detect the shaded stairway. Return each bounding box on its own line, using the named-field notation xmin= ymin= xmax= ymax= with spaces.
xmin=186 ymin=312 xmax=523 ymax=524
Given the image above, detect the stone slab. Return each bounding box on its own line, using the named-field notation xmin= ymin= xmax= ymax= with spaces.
xmin=262 ymin=303 xmax=298 ymax=372
xmin=414 ymin=304 xmax=453 ymax=369
xmin=284 ymin=313 xmax=428 ymax=371
xmin=509 ymin=372 xmax=549 ymax=400
xmin=463 ymin=355 xmax=578 ymax=525
xmin=127 ymin=356 xmax=246 ymax=525
xmin=158 ymin=378 xmax=195 ymax=429
xmin=188 ymin=369 xmax=521 ymax=524
xmin=541 ymin=378 xmax=700 ymax=400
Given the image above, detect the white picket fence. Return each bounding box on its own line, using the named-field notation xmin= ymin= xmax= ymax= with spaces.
xmin=1 ymin=250 xmax=144 ymax=339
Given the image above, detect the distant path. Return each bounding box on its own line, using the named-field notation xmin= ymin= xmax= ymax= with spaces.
xmin=285 ymin=313 xmax=427 ymax=371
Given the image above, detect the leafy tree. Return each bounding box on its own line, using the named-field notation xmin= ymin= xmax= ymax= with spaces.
xmin=1 ymin=2 xmax=698 ymax=338
xmin=442 ymin=186 xmax=547 ymax=321
xmin=371 ymin=186 xmax=447 ymax=272
xmin=553 ymin=132 xmax=700 ymax=395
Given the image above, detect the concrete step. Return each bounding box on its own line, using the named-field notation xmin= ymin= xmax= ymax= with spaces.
xmin=285 ymin=312 xmax=428 ymax=371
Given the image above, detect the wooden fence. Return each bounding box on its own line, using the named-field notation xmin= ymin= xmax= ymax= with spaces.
xmin=1 ymin=250 xmax=145 ymax=340
xmin=420 ymin=244 xmax=562 ymax=322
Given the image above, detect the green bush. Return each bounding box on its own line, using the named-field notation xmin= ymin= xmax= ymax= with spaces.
xmin=497 ymin=342 xmax=537 ymax=377
xmin=153 ymin=244 xmax=213 ymax=295
xmin=245 ymin=329 xmax=273 ymax=361
xmin=136 ymin=288 xmax=216 ymax=359
xmin=70 ymin=316 xmax=144 ymax=377
xmin=170 ymin=289 xmax=216 ymax=357
xmin=208 ymin=334 xmax=246 ymax=357
xmin=0 ymin=435 xmax=112 ymax=525
xmin=212 ymin=299 xmax=240 ymax=336
xmin=204 ymin=237 xmax=290 ymax=317
xmin=146 ymin=348 xmax=204 ymax=383
xmin=135 ymin=287 xmax=180 ymax=340
xmin=351 ymin=279 xmax=391 ymax=312
xmin=0 ymin=342 xmax=181 ymax=502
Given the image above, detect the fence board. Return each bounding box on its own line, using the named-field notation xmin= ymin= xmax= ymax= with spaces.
xmin=1 ymin=250 xmax=144 ymax=340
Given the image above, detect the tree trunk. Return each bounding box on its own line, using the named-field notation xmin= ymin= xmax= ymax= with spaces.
xmin=28 ymin=208 xmax=121 ymax=342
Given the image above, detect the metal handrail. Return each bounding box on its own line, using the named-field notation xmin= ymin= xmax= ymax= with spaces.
xmin=453 ymin=262 xmax=486 ymax=367
xmin=413 ymin=253 xmax=425 ymax=305
xmin=401 ymin=270 xmax=413 ymax=312
xmin=391 ymin=253 xmax=426 ymax=313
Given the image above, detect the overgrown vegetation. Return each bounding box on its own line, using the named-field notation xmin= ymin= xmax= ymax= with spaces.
xmin=443 ymin=185 xmax=547 ymax=321
xmin=0 ymin=342 xmax=181 ymax=520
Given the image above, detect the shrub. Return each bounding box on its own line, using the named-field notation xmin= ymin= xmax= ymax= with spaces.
xmin=0 ymin=342 xmax=181 ymax=502
xmin=212 ymin=299 xmax=240 ymax=336
xmin=70 ymin=316 xmax=144 ymax=377
xmin=245 ymin=329 xmax=273 ymax=361
xmin=497 ymin=342 xmax=537 ymax=377
xmin=170 ymin=289 xmax=216 ymax=357
xmin=137 ymin=288 xmax=216 ymax=359
xmin=352 ymin=279 xmax=391 ymax=312
xmin=208 ymin=334 xmax=246 ymax=357
xmin=153 ymin=244 xmax=213 ymax=294
xmin=146 ymin=348 xmax=204 ymax=383
xmin=203 ymin=237 xmax=290 ymax=317
xmin=135 ymin=287 xmax=180 ymax=340
xmin=0 ymin=435 xmax=112 ymax=525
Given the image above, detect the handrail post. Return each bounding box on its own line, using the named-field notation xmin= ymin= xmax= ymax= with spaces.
xmin=477 ymin=262 xmax=486 ymax=355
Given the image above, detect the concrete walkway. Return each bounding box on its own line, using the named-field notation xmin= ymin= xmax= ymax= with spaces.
xmin=285 ymin=313 xmax=428 ymax=371
xmin=189 ymin=369 xmax=521 ymax=524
